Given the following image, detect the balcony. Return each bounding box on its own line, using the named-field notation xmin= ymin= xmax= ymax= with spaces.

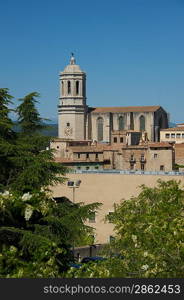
xmin=140 ymin=157 xmax=146 ymax=163
xmin=129 ymin=158 xmax=136 ymax=163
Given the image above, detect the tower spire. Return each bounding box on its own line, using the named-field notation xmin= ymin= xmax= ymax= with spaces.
xmin=70 ymin=52 xmax=76 ymax=65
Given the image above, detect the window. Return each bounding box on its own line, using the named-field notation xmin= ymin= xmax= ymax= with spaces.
xmin=176 ymin=133 xmax=181 ymax=138
xmin=141 ymin=154 xmax=144 ymax=161
xmin=67 ymin=122 xmax=70 ymax=127
xmin=67 ymin=81 xmax=71 ymax=94
xmin=160 ymin=165 xmax=164 ymax=171
xmin=86 ymin=153 xmax=89 ymax=159
xmin=109 ymin=236 xmax=115 ymax=243
xmin=108 ymin=212 xmax=114 ymax=223
xmin=130 ymin=112 xmax=134 ymax=130
xmin=119 ymin=116 xmax=124 ymax=130
xmin=95 ymin=153 xmax=98 ymax=159
xmin=77 ymin=153 xmax=80 ymax=159
xmin=182 ymin=134 xmax=184 ymax=139
xmin=76 ymin=81 xmax=79 ymax=95
xmin=88 ymin=212 xmax=96 ymax=223
xmin=141 ymin=163 xmax=145 ymax=171
xmin=97 ymin=117 xmax=104 ymax=141
xmin=130 ymin=154 xmax=134 ymax=161
xmin=114 ymin=137 xmax=117 ymax=143
xmin=165 ymin=133 xmax=170 ymax=138
xmin=140 ymin=115 xmax=145 ymax=131
xmin=130 ymin=163 xmax=134 ymax=170
xmin=171 ymin=133 xmax=175 ymax=138
xmin=57 ymin=146 xmax=59 ymax=149
xmin=154 ymin=153 xmax=158 ymax=158
xmin=62 ymin=80 xmax=64 ymax=95
xmin=120 ymin=137 xmax=123 ymax=143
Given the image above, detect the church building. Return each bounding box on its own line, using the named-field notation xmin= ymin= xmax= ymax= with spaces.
xmin=58 ymin=54 xmax=168 ymax=144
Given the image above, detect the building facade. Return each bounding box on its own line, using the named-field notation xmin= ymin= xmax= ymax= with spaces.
xmin=52 ymin=172 xmax=184 ymax=243
xmin=160 ymin=127 xmax=184 ymax=144
xmin=51 ymin=138 xmax=174 ymax=172
xmin=58 ymin=55 xmax=168 ymax=143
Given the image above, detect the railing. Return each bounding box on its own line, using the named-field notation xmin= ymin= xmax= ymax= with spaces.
xmin=70 ymin=169 xmax=184 ymax=176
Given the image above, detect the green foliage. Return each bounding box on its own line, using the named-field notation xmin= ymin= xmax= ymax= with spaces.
xmin=0 ymin=89 xmax=67 ymax=193
xmin=0 ymin=191 xmax=101 ymax=277
xmin=0 ymin=88 xmax=14 ymax=139
xmin=67 ymin=180 xmax=184 ymax=278
xmin=0 ymin=88 xmax=102 ymax=277
xmin=0 ymin=89 xmax=16 ymax=191
xmin=16 ymin=92 xmax=47 ymax=134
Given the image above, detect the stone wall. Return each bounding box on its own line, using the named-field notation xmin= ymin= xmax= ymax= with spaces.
xmin=51 ymin=172 xmax=184 ymax=244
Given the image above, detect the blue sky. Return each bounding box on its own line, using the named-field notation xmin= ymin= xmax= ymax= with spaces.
xmin=0 ymin=0 xmax=184 ymax=123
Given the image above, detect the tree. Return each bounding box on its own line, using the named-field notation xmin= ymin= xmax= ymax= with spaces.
xmin=16 ymin=92 xmax=46 ymax=134
xmin=0 ymin=91 xmax=67 ymax=194
xmin=67 ymin=180 xmax=184 ymax=278
xmin=0 ymin=88 xmax=16 ymax=191
xmin=0 ymin=191 xmax=101 ymax=277
xmin=0 ymin=88 xmax=102 ymax=277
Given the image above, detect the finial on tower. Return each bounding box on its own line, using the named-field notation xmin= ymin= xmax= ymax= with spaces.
xmin=70 ymin=52 xmax=76 ymax=65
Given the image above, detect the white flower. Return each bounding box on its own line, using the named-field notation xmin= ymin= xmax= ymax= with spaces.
xmin=2 ymin=191 xmax=10 ymax=197
xmin=132 ymin=235 xmax=137 ymax=243
xmin=24 ymin=205 xmax=33 ymax=221
xmin=141 ymin=264 xmax=149 ymax=271
xmin=143 ymin=251 xmax=148 ymax=257
xmin=22 ymin=192 xmax=32 ymax=202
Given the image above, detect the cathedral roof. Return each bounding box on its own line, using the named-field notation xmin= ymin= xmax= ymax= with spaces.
xmin=91 ymin=106 xmax=161 ymax=113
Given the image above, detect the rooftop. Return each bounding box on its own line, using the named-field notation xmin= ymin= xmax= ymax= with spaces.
xmin=161 ymin=127 xmax=184 ymax=132
xmin=91 ymin=106 xmax=161 ymax=114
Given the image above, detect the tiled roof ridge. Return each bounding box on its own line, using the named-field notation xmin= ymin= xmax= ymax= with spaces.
xmin=91 ymin=105 xmax=161 ymax=113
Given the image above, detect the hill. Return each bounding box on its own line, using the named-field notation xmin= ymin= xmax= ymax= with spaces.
xmin=13 ymin=123 xmax=58 ymax=137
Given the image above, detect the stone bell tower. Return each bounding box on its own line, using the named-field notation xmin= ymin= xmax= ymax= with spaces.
xmin=58 ymin=54 xmax=87 ymax=140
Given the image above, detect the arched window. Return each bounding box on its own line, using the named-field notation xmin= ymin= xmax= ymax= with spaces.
xmin=97 ymin=117 xmax=104 ymax=141
xmin=130 ymin=112 xmax=134 ymax=130
xmin=62 ymin=81 xmax=64 ymax=95
xmin=140 ymin=115 xmax=145 ymax=131
xmin=119 ymin=116 xmax=124 ymax=130
xmin=76 ymin=81 xmax=79 ymax=95
xmin=67 ymin=81 xmax=71 ymax=94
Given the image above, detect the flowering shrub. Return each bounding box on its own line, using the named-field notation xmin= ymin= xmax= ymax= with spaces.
xmin=0 ymin=191 xmax=73 ymax=277
xmin=65 ymin=180 xmax=184 ymax=278
xmin=0 ymin=190 xmax=100 ymax=278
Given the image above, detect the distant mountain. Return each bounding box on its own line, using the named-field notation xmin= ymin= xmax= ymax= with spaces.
xmin=13 ymin=123 xmax=58 ymax=137
xmin=169 ymin=122 xmax=176 ymax=128
xmin=40 ymin=124 xmax=58 ymax=137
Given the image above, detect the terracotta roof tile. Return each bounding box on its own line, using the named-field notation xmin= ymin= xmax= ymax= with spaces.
xmin=148 ymin=142 xmax=173 ymax=148
xmin=161 ymin=127 xmax=184 ymax=132
xmin=91 ymin=106 xmax=161 ymax=114
xmin=68 ymin=146 xmax=105 ymax=152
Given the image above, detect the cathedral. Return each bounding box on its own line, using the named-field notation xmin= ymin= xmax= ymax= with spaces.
xmin=58 ymin=54 xmax=168 ymax=143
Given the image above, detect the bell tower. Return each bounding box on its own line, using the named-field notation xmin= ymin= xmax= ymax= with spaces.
xmin=58 ymin=54 xmax=87 ymax=140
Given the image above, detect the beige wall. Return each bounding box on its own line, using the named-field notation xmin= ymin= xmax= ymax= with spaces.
xmin=114 ymin=147 xmax=173 ymax=171
xmin=52 ymin=173 xmax=184 ymax=244
xmin=58 ymin=109 xmax=86 ymax=140
xmin=147 ymin=148 xmax=173 ymax=171
xmin=160 ymin=130 xmax=184 ymax=144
